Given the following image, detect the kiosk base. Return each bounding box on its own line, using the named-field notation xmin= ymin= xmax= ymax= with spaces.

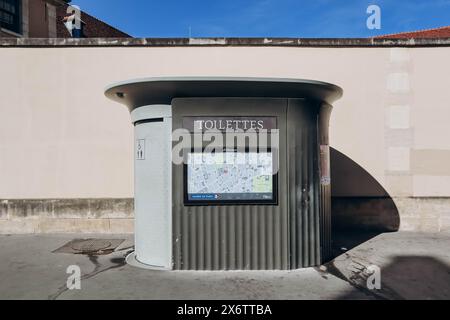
xmin=126 ymin=252 xmax=171 ymax=271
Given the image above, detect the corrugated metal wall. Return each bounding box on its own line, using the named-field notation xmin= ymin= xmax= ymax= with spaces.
xmin=320 ymin=184 xmax=332 ymax=262
xmin=172 ymin=204 xmax=290 ymax=270
xmin=171 ymin=98 xmax=332 ymax=270
xmin=172 ymin=98 xmax=289 ymax=270
xmin=287 ymin=100 xmax=322 ymax=268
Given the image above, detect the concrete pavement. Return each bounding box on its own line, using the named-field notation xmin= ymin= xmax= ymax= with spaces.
xmin=0 ymin=231 xmax=449 ymax=300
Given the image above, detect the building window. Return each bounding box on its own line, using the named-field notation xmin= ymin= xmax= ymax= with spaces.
xmin=0 ymin=0 xmax=21 ymax=34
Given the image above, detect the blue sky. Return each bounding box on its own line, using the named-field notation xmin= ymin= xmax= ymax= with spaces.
xmin=71 ymin=0 xmax=450 ymax=38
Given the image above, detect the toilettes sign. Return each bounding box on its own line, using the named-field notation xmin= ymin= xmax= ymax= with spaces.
xmin=183 ymin=116 xmax=277 ymax=132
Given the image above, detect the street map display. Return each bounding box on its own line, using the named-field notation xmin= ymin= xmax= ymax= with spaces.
xmin=186 ymin=151 xmax=274 ymax=202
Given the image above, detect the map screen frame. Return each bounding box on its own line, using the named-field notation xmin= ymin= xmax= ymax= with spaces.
xmin=184 ymin=148 xmax=278 ymax=205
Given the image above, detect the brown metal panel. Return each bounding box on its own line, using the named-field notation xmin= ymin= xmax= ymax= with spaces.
xmin=251 ymin=209 xmax=258 ymax=269
xmin=220 ymin=210 xmax=227 ymax=269
xmin=301 ymin=124 xmax=310 ymax=267
xmin=172 ymin=98 xmax=289 ymax=270
xmin=189 ymin=210 xmax=196 ymax=269
xmin=287 ymin=99 xmax=327 ymax=268
xmin=243 ymin=206 xmax=251 ymax=269
xmin=214 ymin=207 xmax=220 ymax=268
xmin=197 ymin=207 xmax=204 ymax=269
xmin=273 ymin=194 xmax=282 ymax=269
xmin=204 ymin=206 xmax=212 ymax=270
xmin=228 ymin=207 xmax=236 ymax=270
xmin=171 ymin=97 xmax=332 ymax=270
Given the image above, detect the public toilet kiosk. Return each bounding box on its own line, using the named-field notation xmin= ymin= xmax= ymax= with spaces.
xmin=105 ymin=77 xmax=343 ymax=270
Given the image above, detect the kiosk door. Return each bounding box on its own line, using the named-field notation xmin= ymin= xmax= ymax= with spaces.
xmin=134 ymin=115 xmax=172 ymax=268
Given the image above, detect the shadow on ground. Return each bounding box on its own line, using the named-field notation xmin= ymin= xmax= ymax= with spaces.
xmin=325 ymin=149 xmax=450 ymax=299
xmin=330 ymin=147 xmax=400 ymax=258
xmin=327 ymin=255 xmax=450 ymax=300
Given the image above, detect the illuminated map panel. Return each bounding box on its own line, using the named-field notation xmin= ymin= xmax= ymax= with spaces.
xmin=186 ymin=151 xmax=275 ymax=203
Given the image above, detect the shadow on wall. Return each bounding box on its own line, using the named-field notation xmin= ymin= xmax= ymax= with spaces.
xmin=330 ymin=147 xmax=400 ymax=257
xmin=331 ymin=256 xmax=450 ymax=300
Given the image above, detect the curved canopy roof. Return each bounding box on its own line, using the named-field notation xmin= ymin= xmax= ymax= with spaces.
xmin=104 ymin=77 xmax=343 ymax=112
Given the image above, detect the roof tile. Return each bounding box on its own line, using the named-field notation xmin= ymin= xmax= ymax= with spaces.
xmin=375 ymin=25 xmax=450 ymax=39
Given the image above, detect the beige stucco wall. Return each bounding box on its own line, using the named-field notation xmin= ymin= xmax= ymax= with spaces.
xmin=0 ymin=45 xmax=449 ymax=219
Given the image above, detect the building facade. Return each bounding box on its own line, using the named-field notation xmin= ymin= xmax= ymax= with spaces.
xmin=0 ymin=0 xmax=129 ymax=38
xmin=0 ymin=37 xmax=449 ymax=235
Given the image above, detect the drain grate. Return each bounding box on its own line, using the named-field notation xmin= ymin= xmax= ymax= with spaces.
xmin=53 ymin=238 xmax=125 ymax=255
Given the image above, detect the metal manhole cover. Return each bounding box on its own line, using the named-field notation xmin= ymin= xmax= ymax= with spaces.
xmin=71 ymin=239 xmax=112 ymax=253
xmin=53 ymin=238 xmax=125 ymax=255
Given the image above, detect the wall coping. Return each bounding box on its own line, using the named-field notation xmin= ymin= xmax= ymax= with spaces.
xmin=1 ymin=37 xmax=450 ymax=48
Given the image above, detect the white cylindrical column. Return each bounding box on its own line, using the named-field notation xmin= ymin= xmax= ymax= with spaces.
xmin=130 ymin=105 xmax=172 ymax=269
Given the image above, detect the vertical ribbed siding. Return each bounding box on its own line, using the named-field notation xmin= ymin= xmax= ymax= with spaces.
xmin=173 ymin=203 xmax=289 ymax=270
xmin=171 ymin=98 xmax=332 ymax=270
xmin=320 ymin=184 xmax=332 ymax=262
xmin=172 ymin=98 xmax=289 ymax=270
xmin=287 ymin=99 xmax=322 ymax=268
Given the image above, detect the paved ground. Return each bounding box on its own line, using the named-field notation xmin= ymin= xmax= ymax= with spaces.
xmin=0 ymin=231 xmax=449 ymax=300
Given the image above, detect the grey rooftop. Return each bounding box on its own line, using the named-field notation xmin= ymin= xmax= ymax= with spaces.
xmin=104 ymin=77 xmax=344 ymax=111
